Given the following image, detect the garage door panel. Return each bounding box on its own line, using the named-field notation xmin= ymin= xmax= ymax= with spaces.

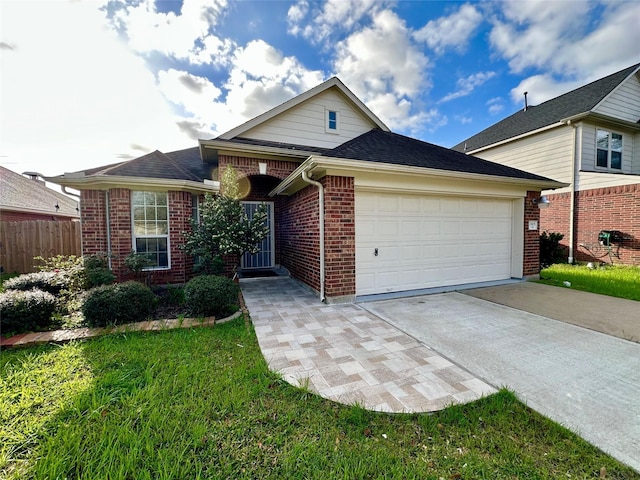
xmin=356 ymin=191 xmax=515 ymax=296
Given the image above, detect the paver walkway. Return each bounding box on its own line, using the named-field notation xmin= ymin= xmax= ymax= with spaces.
xmin=241 ymin=277 xmax=495 ymax=413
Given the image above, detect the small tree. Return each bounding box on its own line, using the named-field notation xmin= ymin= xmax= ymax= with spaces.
xmin=181 ymin=165 xmax=270 ymax=275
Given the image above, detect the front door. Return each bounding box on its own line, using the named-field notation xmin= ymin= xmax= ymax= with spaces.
xmin=241 ymin=202 xmax=275 ymax=269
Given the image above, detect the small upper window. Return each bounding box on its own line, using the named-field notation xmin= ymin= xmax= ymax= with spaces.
xmin=325 ymin=109 xmax=339 ymax=134
xmin=596 ymin=129 xmax=622 ymax=170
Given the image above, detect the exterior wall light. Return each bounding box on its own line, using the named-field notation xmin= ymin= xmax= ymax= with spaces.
xmin=532 ymin=196 xmax=550 ymax=209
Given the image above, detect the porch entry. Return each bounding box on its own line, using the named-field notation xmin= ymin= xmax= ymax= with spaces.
xmin=241 ymin=201 xmax=275 ymax=269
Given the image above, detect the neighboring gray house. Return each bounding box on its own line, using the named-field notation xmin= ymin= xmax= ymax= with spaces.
xmin=454 ymin=63 xmax=640 ymax=264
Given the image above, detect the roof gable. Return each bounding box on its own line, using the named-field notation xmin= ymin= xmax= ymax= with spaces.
xmin=218 ymin=77 xmax=389 ymax=144
xmin=453 ymin=63 xmax=640 ymax=152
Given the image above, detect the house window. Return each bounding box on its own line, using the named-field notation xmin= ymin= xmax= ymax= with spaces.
xmin=325 ymin=109 xmax=339 ymax=133
xmin=596 ymin=129 xmax=622 ymax=170
xmin=132 ymin=191 xmax=169 ymax=269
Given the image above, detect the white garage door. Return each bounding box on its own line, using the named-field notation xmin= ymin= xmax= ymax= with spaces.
xmin=356 ymin=190 xmax=514 ymax=296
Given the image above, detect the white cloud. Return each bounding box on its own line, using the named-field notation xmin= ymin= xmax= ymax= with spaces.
xmin=157 ymin=41 xmax=325 ymax=136
xmin=414 ymin=3 xmax=483 ymax=54
xmin=440 ymin=71 xmax=496 ymax=103
xmin=486 ymin=97 xmax=505 ymax=115
xmin=490 ymin=0 xmax=640 ymax=104
xmin=0 ymin=0 xmax=191 ymax=176
xmin=288 ymin=0 xmax=389 ymax=44
xmin=333 ymin=10 xmax=436 ymax=131
xmin=110 ymin=0 xmax=233 ymax=65
xmin=508 ymin=75 xmax=583 ymax=107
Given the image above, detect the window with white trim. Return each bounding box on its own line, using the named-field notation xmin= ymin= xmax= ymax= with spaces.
xmin=132 ymin=191 xmax=169 ymax=269
xmin=325 ymin=109 xmax=339 ymax=133
xmin=596 ymin=129 xmax=622 ymax=170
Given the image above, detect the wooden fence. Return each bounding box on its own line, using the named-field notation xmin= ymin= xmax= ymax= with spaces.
xmin=0 ymin=221 xmax=82 ymax=274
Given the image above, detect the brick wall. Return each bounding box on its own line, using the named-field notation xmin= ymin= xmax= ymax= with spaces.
xmin=322 ymin=176 xmax=355 ymax=298
xmin=280 ymin=184 xmax=321 ymax=292
xmin=542 ymin=183 xmax=640 ymax=264
xmin=80 ymin=190 xmax=108 ymax=255
xmin=0 ymin=211 xmax=77 ymax=222
xmin=80 ymin=189 xmax=196 ymax=284
xmin=219 ymin=155 xmax=298 ymax=181
xmin=524 ymin=191 xmax=542 ymax=276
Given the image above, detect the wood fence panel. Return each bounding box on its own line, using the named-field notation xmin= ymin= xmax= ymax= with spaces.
xmin=0 ymin=221 xmax=81 ymax=273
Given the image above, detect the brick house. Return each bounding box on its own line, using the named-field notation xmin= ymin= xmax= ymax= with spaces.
xmin=49 ymin=78 xmax=563 ymax=303
xmin=454 ymin=63 xmax=640 ymax=265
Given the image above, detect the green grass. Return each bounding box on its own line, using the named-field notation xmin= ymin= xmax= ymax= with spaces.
xmin=2 ymin=318 xmax=637 ymax=479
xmin=540 ymin=264 xmax=640 ymax=301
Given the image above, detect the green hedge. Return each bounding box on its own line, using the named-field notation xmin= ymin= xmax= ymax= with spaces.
xmin=184 ymin=275 xmax=239 ymax=318
xmin=82 ymin=281 xmax=156 ymax=327
xmin=0 ymin=289 xmax=57 ymax=334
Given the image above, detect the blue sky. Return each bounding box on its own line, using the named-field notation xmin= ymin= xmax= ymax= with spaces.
xmin=2 ymin=0 xmax=639 ymax=178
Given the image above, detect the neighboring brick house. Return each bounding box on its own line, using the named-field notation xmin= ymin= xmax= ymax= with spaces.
xmin=49 ymin=77 xmax=563 ymax=303
xmin=454 ymin=63 xmax=640 ymax=265
xmin=0 ymin=167 xmax=79 ymax=222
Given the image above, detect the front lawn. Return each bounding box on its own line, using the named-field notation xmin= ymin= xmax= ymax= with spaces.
xmin=539 ymin=264 xmax=640 ymax=301
xmin=2 ymin=318 xmax=636 ymax=479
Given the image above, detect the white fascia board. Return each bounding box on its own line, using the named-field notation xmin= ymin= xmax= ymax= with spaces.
xmin=218 ymin=78 xmax=389 ymax=140
xmin=45 ymin=175 xmax=220 ymax=194
xmin=271 ymin=156 xmax=568 ymax=196
xmin=199 ymin=140 xmax=316 ymax=160
xmin=564 ymin=112 xmax=640 ymax=131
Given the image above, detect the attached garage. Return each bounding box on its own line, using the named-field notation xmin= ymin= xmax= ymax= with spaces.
xmin=355 ymin=190 xmax=520 ymax=296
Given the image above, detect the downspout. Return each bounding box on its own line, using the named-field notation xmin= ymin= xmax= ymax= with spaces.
xmin=105 ymin=190 xmax=112 ymax=269
xmin=567 ymin=121 xmax=579 ymax=264
xmin=301 ymin=168 xmax=325 ymax=303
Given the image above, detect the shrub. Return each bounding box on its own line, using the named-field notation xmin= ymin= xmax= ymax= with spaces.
xmin=184 ymin=275 xmax=239 ymax=317
xmin=0 ymin=289 xmax=57 ymax=334
xmin=82 ymin=281 xmax=156 ymax=327
xmin=540 ymin=231 xmax=566 ymax=267
xmin=83 ymin=254 xmax=116 ymax=288
xmin=3 ymin=271 xmax=62 ymax=295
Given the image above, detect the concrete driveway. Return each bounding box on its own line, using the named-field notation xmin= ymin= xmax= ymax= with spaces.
xmin=362 ymin=291 xmax=640 ymax=472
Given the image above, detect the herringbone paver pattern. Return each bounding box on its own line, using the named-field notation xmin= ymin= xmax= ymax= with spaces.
xmin=242 ymin=277 xmax=495 ymax=413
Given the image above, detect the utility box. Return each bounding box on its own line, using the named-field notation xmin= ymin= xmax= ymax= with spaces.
xmin=598 ymin=230 xmax=624 ymax=246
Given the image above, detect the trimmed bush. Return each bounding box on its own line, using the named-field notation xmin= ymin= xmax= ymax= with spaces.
xmin=0 ymin=289 xmax=57 ymax=334
xmin=184 ymin=275 xmax=239 ymax=318
xmin=540 ymin=231 xmax=566 ymax=267
xmin=83 ymin=254 xmax=116 ymax=288
xmin=82 ymin=281 xmax=156 ymax=327
xmin=3 ymin=272 xmax=62 ymax=295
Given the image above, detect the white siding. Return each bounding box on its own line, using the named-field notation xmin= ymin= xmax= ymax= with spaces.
xmin=240 ymin=90 xmax=376 ymax=148
xmin=634 ymin=132 xmax=640 ymax=175
xmin=593 ymin=73 xmax=640 ymax=123
xmin=576 ymin=171 xmax=640 ymax=191
xmin=580 ymin=122 xmax=634 ymax=173
xmin=474 ymin=126 xmax=574 ymax=184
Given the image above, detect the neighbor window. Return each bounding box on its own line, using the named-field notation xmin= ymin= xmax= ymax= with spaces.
xmin=596 ymin=129 xmax=622 ymax=170
xmin=325 ymin=109 xmax=339 ymax=133
xmin=132 ymin=191 xmax=169 ymax=269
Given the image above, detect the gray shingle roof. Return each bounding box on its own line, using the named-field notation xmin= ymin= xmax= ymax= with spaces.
xmin=214 ymin=137 xmax=333 ymax=155
xmin=452 ymin=63 xmax=640 ymax=153
xmin=0 ymin=166 xmax=79 ymax=217
xmin=326 ymin=130 xmax=556 ymax=182
xmin=78 ymin=147 xmax=205 ymax=182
